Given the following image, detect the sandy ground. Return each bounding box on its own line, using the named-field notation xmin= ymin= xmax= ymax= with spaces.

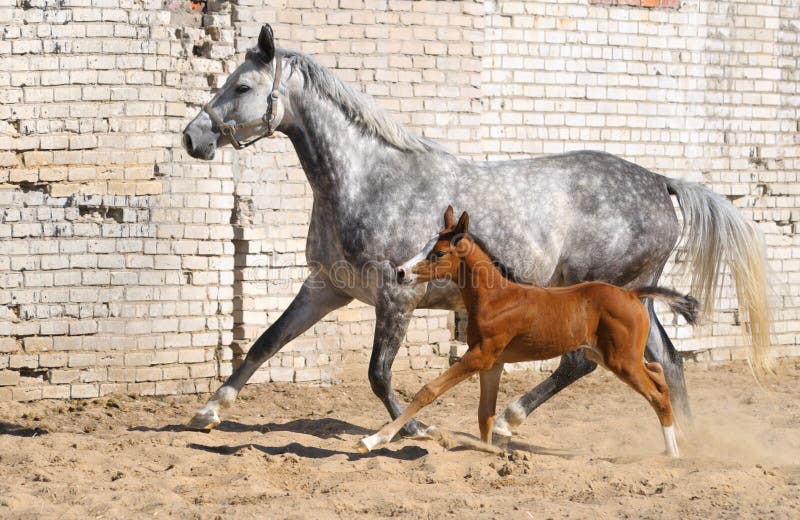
xmin=1 ymin=359 xmax=799 ymax=519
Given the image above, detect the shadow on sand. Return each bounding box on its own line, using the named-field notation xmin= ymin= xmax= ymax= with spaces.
xmin=500 ymin=437 xmax=581 ymax=459
xmin=129 ymin=417 xmax=373 ymax=439
xmin=186 ymin=441 xmax=428 ymax=461
xmin=0 ymin=421 xmax=49 ymax=437
xmin=128 ymin=417 xmax=579 ymax=460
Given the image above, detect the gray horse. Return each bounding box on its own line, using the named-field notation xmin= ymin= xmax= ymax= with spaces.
xmin=182 ymin=25 xmax=771 ymax=438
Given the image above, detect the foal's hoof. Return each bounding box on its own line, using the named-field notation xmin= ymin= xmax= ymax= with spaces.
xmin=354 ymin=439 xmax=371 ymax=454
xmin=188 ymin=410 xmax=221 ymax=431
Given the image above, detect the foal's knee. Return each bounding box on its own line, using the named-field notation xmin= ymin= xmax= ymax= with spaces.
xmin=645 ymin=362 xmax=670 ymax=394
xmin=414 ymin=384 xmax=437 ymax=406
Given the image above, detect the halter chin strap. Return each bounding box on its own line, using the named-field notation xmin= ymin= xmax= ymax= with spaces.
xmin=202 ymin=53 xmax=284 ymax=150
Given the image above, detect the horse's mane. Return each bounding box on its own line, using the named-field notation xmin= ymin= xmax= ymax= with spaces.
xmin=247 ymin=48 xmax=442 ymax=153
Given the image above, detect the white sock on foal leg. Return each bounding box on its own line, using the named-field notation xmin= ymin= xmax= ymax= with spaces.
xmin=357 ymin=431 xmax=392 ymax=453
xmin=662 ymin=425 xmax=680 ymax=458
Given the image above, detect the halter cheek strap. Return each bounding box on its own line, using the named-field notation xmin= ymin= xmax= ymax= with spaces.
xmin=203 ymin=53 xmax=284 ymax=150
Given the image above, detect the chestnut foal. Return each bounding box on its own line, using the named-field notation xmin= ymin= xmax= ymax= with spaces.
xmin=357 ymin=207 xmax=698 ymax=457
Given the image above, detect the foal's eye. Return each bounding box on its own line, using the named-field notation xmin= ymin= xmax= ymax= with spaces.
xmin=235 ymin=84 xmax=251 ymax=94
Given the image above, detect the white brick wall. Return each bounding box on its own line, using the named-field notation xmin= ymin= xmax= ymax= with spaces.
xmin=1 ymin=0 xmax=798 ymax=401
xmin=482 ymin=0 xmax=800 ymax=365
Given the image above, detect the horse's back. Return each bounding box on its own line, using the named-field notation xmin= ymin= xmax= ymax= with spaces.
xmin=454 ymin=150 xmax=681 ymax=289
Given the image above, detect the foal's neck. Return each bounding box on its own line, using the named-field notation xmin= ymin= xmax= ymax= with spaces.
xmin=457 ymin=239 xmax=516 ymax=306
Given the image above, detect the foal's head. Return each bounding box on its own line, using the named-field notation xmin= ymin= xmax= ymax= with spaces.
xmin=397 ymin=206 xmax=470 ymax=285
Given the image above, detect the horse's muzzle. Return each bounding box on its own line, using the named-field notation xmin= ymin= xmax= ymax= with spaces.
xmin=182 ymin=130 xmax=216 ymax=160
xmin=396 ymin=267 xmax=418 ymax=286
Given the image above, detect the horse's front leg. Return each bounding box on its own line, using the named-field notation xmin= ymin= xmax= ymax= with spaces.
xmin=367 ymin=292 xmax=429 ymax=437
xmin=358 ymin=350 xmax=486 ymax=452
xmin=189 ymin=273 xmax=352 ymax=430
xmin=492 ymin=349 xmax=597 ymax=437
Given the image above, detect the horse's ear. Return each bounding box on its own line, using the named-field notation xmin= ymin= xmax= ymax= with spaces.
xmin=258 ymin=24 xmax=275 ymax=62
xmin=455 ymin=211 xmax=469 ymax=235
xmin=443 ymin=205 xmax=455 ymax=229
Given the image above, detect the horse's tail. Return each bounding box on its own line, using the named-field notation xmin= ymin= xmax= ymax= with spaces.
xmin=665 ymin=178 xmax=773 ymax=381
xmin=634 ymin=286 xmax=699 ymax=326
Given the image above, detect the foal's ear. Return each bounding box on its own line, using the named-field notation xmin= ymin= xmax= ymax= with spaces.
xmin=443 ymin=205 xmax=455 ymax=229
xmin=258 ymin=24 xmax=275 ymax=62
xmin=455 ymin=211 xmax=469 ymax=234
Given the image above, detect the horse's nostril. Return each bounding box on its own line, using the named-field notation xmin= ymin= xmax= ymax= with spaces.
xmin=183 ymin=133 xmax=193 ymax=151
xmin=397 ymin=269 xmax=405 ymax=283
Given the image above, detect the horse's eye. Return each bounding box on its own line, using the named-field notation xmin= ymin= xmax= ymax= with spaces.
xmin=236 ymin=84 xmax=251 ymax=94
xmin=434 ymin=251 xmax=446 ymax=258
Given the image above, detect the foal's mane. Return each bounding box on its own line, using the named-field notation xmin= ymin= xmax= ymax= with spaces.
xmin=247 ymin=48 xmax=442 ymax=153
xmin=449 ymin=232 xmax=530 ymax=285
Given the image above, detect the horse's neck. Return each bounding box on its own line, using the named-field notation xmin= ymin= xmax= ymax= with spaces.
xmin=284 ymin=91 xmax=387 ymax=196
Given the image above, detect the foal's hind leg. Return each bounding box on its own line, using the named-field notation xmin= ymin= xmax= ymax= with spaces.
xmin=644 ymin=362 xmax=680 ymax=457
xmin=605 ymin=349 xmax=679 ymax=458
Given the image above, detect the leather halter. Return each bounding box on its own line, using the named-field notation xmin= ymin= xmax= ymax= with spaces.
xmin=202 ymin=54 xmax=283 ymax=150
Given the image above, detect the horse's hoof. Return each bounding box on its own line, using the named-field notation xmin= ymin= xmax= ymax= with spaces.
xmin=492 ymin=417 xmax=513 ymax=438
xmin=504 ymin=401 xmax=526 ymax=427
xmin=188 ymin=410 xmax=220 ymax=431
xmin=408 ymin=425 xmax=436 ymax=441
xmin=354 ymin=439 xmax=371 ymax=454
xmin=400 ymin=419 xmax=429 ymax=439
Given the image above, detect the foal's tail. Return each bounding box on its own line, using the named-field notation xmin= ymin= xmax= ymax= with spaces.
xmin=665 ymin=178 xmax=773 ymax=382
xmin=634 ymin=287 xmax=700 ymax=326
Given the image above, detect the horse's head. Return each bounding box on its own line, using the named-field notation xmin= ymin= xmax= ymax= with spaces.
xmin=397 ymin=206 xmax=470 ymax=285
xmin=183 ymin=24 xmax=290 ymax=160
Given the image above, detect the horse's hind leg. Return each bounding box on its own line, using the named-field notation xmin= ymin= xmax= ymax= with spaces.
xmin=478 ymin=363 xmax=504 ymax=444
xmin=493 ymin=349 xmax=596 ymax=437
xmin=645 ymin=301 xmax=692 ymax=425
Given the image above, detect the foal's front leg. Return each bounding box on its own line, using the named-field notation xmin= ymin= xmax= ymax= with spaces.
xmin=357 ymin=351 xmax=486 ymax=452
xmin=478 ymin=364 xmax=504 ymax=444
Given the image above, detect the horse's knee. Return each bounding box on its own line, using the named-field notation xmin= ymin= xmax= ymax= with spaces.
xmin=368 ymin=365 xmax=391 ymax=398
xmin=555 ymin=350 xmax=598 ymax=379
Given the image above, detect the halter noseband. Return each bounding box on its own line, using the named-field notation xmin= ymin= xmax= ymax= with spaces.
xmin=202 ymin=54 xmax=284 ymax=150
